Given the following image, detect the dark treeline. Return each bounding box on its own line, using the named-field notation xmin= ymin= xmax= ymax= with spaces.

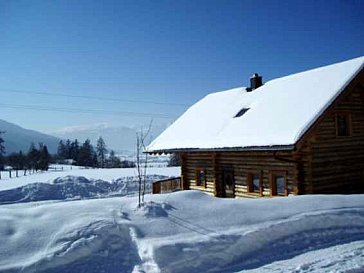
xmin=0 ymin=142 xmax=50 ymax=174
xmin=57 ymin=137 xmax=135 ymax=168
xmin=0 ymin=131 xmax=6 ymax=170
xmin=0 ymin=131 xmax=135 ymax=170
xmin=1 ymin=131 xmax=51 ymax=173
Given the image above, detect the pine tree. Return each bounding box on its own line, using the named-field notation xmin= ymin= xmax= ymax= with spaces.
xmin=8 ymin=152 xmax=19 ymax=177
xmin=70 ymin=139 xmax=80 ymax=162
xmin=120 ymin=160 xmax=135 ymax=168
xmin=0 ymin=131 xmax=5 ymax=155
xmin=107 ymin=150 xmax=121 ymax=168
xmin=8 ymin=151 xmax=26 ymax=176
xmin=38 ymin=144 xmax=50 ymax=171
xmin=96 ymin=137 xmax=107 ymax=168
xmin=18 ymin=151 xmax=27 ymax=175
xmin=17 ymin=151 xmax=25 ymax=170
xmin=57 ymin=140 xmax=66 ymax=159
xmin=0 ymin=131 xmax=5 ymax=170
xmin=65 ymin=139 xmax=72 ymax=159
xmin=27 ymin=143 xmax=39 ymax=171
xmin=78 ymin=139 xmax=96 ymax=167
xmin=8 ymin=153 xmax=18 ymax=169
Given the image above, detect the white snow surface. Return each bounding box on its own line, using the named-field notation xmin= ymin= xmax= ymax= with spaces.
xmin=0 ymin=166 xmax=179 ymax=191
xmin=0 ymin=174 xmax=173 ymax=204
xmin=0 ymin=191 xmax=363 ymax=273
xmin=147 ymin=56 xmax=364 ymax=151
xmin=0 ymin=168 xmax=363 ymax=272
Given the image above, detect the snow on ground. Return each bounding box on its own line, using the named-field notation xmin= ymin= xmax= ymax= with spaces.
xmin=240 ymin=240 xmax=364 ymax=273
xmin=0 ymin=167 xmax=363 ymax=273
xmin=0 ymin=166 xmax=180 ymax=191
xmin=0 ymin=174 xmax=169 ymax=204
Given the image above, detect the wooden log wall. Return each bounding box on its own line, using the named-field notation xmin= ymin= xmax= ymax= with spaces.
xmin=218 ymin=152 xmax=295 ymax=197
xmin=184 ymin=153 xmax=215 ymax=195
xmin=179 ymin=70 xmax=364 ymax=197
xmin=181 ymin=151 xmax=296 ymax=198
xmin=298 ymin=72 xmax=364 ymax=193
xmin=294 ymin=141 xmax=314 ymax=194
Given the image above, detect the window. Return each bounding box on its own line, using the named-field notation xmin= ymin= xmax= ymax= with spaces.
xmin=196 ymin=169 xmax=206 ymax=187
xmin=275 ymin=176 xmax=285 ymax=195
xmin=222 ymin=168 xmax=235 ymax=198
xmin=336 ymin=113 xmax=351 ymax=137
xmin=224 ymin=171 xmax=234 ymax=190
xmin=234 ymin=108 xmax=250 ymax=118
xmin=252 ymin=175 xmax=260 ymax=192
xmin=270 ymin=172 xmax=287 ymax=196
xmin=248 ymin=173 xmax=262 ymax=194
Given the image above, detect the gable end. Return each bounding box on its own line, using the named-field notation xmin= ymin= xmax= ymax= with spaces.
xmin=296 ymin=68 xmax=364 ymax=150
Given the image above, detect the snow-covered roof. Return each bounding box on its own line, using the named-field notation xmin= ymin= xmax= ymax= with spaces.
xmin=147 ymin=56 xmax=364 ymax=152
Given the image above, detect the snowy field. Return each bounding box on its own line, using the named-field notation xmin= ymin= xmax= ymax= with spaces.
xmin=0 ymin=167 xmax=363 ymax=273
xmin=0 ymin=166 xmax=179 ymax=191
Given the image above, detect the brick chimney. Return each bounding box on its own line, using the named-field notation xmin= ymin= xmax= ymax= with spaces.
xmin=246 ymin=73 xmax=263 ymax=92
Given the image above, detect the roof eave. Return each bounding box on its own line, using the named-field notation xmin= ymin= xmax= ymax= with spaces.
xmin=146 ymin=144 xmax=295 ymax=154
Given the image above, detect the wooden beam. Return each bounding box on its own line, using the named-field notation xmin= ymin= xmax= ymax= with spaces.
xmin=212 ymin=153 xmax=218 ymax=196
xmin=180 ymin=154 xmax=187 ymax=190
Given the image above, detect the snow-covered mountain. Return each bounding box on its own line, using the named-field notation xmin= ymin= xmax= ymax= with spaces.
xmin=0 ymin=119 xmax=168 ymax=155
xmin=51 ymin=123 xmax=167 ymax=153
xmin=0 ymin=119 xmax=60 ymax=154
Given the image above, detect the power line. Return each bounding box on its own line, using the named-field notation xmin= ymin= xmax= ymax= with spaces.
xmin=0 ymin=103 xmax=175 ymax=119
xmin=0 ymin=88 xmax=189 ymax=107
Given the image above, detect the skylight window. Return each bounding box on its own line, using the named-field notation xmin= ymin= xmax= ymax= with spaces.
xmin=234 ymin=108 xmax=250 ymax=118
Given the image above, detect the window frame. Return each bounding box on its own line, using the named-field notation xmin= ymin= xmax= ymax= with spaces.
xmin=270 ymin=171 xmax=288 ymax=197
xmin=247 ymin=171 xmax=263 ymax=196
xmin=335 ymin=111 xmax=351 ymax=137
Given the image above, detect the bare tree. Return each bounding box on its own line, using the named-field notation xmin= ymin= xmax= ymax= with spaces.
xmin=136 ymin=121 xmax=152 ymax=207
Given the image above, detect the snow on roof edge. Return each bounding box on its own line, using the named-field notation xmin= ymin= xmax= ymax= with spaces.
xmin=146 ymin=144 xmax=295 ymax=154
xmin=293 ymin=62 xmax=364 ymax=144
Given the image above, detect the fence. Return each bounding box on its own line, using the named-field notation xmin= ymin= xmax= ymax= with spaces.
xmin=152 ymin=177 xmax=182 ymax=194
xmin=0 ymin=165 xmax=69 ymax=180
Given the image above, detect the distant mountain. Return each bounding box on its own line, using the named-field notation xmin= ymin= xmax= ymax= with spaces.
xmin=0 ymin=119 xmax=60 ymax=154
xmin=51 ymin=123 xmax=167 ymax=153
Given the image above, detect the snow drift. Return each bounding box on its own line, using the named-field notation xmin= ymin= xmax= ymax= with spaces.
xmin=0 ymin=175 xmax=168 ymax=204
xmin=0 ymin=191 xmax=363 ymax=273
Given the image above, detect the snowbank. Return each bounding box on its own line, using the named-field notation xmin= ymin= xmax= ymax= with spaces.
xmin=0 ymin=166 xmax=363 ymax=272
xmin=0 ymin=191 xmax=363 ymax=273
xmin=0 ymin=175 xmax=168 ymax=204
xmin=0 ymin=166 xmax=180 ymax=191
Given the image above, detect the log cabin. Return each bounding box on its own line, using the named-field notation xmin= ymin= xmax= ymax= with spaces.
xmin=147 ymin=56 xmax=364 ymax=198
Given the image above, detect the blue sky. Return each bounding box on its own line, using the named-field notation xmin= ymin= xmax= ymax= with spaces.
xmin=0 ymin=0 xmax=363 ymax=133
